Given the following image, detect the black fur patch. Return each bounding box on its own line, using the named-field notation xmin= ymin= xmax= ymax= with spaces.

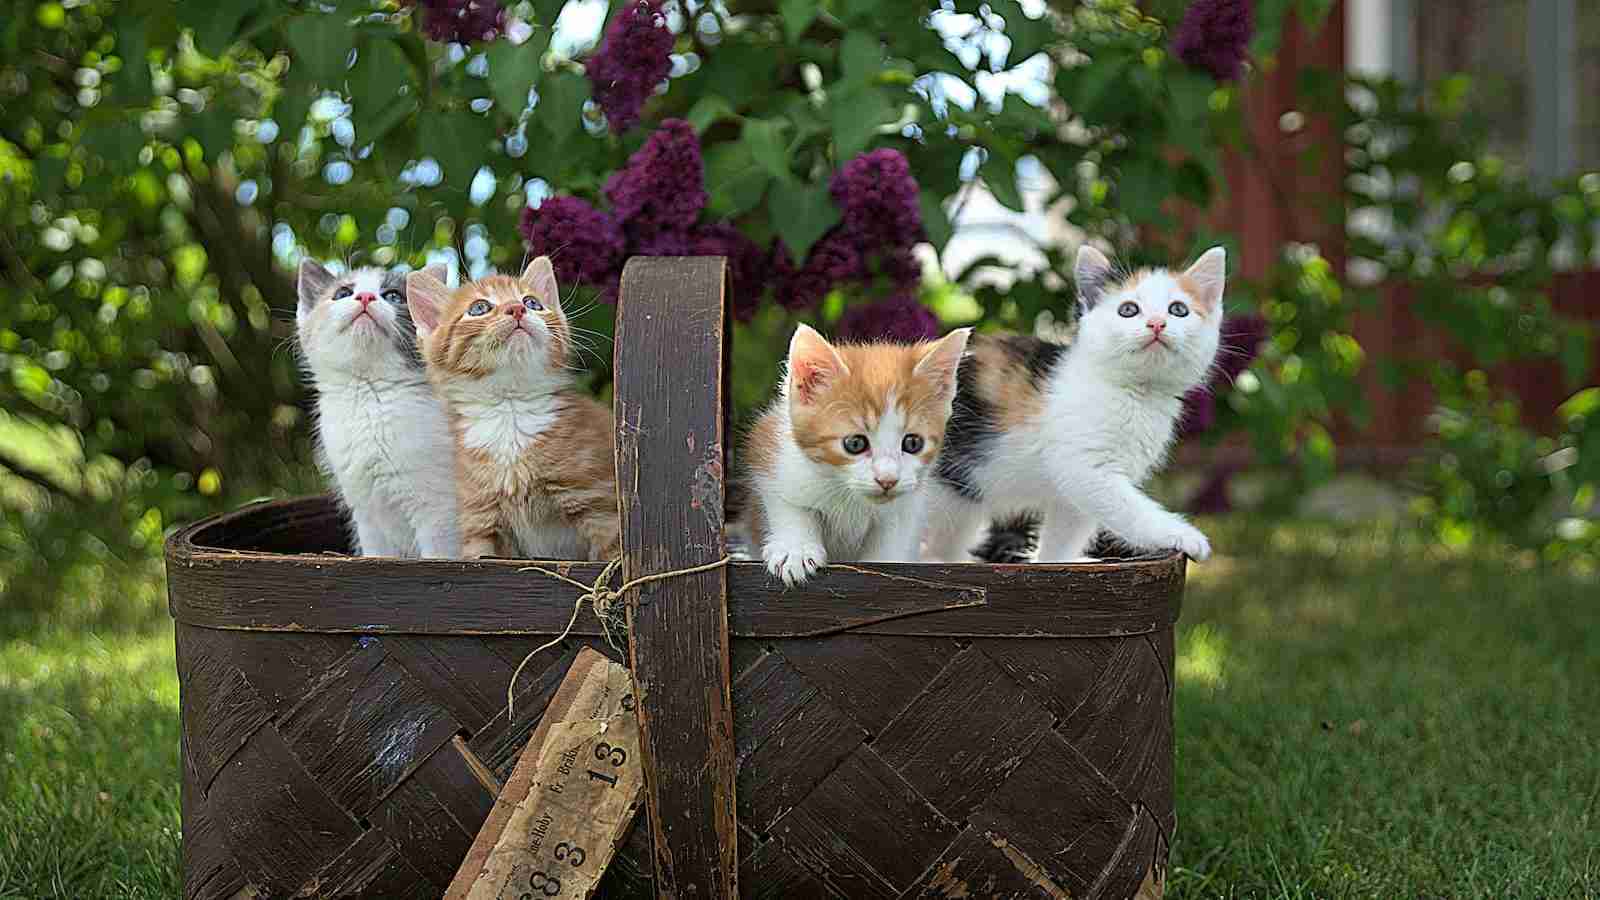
xmin=971 ymin=511 xmax=1040 ymax=563
xmin=993 ymin=334 xmax=1066 ymax=388
xmin=377 ymin=269 xmax=425 ymax=370
xmin=936 ymin=352 xmax=997 ymax=501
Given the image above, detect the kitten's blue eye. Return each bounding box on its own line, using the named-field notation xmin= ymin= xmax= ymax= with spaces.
xmin=334 ymin=285 xmax=354 ymax=300
xmin=382 ymin=290 xmax=403 ymax=304
xmin=1168 ymin=301 xmax=1190 ymax=317
xmin=467 ymin=299 xmax=492 ymax=316
xmin=842 ymin=434 xmax=869 ymax=455
xmin=901 ymin=434 xmax=925 ymax=454
xmin=522 ymin=296 xmax=544 ymax=312
xmin=1117 ymin=301 xmax=1140 ymax=318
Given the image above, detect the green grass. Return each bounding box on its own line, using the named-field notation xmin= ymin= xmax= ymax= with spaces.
xmin=1 ymin=517 xmax=1596 ymax=898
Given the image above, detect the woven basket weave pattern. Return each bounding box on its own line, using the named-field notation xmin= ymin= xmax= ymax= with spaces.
xmin=176 ymin=588 xmax=1172 ymax=899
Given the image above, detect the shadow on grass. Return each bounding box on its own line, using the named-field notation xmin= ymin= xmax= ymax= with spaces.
xmin=1168 ymin=518 xmax=1600 ymax=898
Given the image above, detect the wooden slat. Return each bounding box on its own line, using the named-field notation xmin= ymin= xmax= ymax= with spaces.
xmin=168 ymin=503 xmax=1182 ymax=638
xmin=613 ymin=256 xmax=739 ymax=899
xmin=872 ymin=647 xmax=1054 ymax=822
xmin=769 ymin=747 xmax=958 ymax=899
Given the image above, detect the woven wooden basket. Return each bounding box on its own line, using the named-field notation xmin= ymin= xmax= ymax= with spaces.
xmin=166 ymin=257 xmax=1183 ymax=900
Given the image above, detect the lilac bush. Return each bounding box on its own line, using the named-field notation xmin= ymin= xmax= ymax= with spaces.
xmin=416 ymin=0 xmax=505 ymax=43
xmin=835 ymin=293 xmax=942 ymax=343
xmin=586 ymin=0 xmax=675 ymax=133
xmin=1170 ymin=0 xmax=1254 ymax=81
xmin=604 ymin=120 xmax=705 ymax=236
xmin=521 ymin=122 xmax=931 ymax=326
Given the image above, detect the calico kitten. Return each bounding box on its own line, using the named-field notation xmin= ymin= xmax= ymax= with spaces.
xmin=743 ymin=324 xmax=970 ymax=585
xmin=406 ymin=258 xmax=620 ymax=561
xmin=296 ymin=261 xmax=461 ymax=557
xmin=925 ymin=246 xmax=1225 ymax=563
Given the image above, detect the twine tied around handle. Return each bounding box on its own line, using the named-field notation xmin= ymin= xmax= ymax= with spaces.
xmin=506 ymin=554 xmax=733 ymax=718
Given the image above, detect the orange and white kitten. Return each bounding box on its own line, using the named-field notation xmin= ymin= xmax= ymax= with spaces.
xmin=406 ymin=258 xmax=619 ymax=561
xmin=743 ymin=324 xmax=970 ymax=585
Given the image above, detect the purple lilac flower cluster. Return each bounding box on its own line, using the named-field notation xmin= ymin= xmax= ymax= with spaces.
xmin=521 ymin=123 xmax=935 ymax=332
xmin=1170 ymin=0 xmax=1254 ymax=82
xmin=586 ymin=0 xmax=675 ymax=134
xmin=520 ymin=120 xmax=767 ymax=316
xmin=416 ymin=0 xmax=505 ymax=43
xmin=807 ymin=149 xmax=935 ymax=342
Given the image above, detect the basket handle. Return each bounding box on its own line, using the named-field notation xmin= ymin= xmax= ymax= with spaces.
xmin=613 ymin=255 xmax=739 ymax=899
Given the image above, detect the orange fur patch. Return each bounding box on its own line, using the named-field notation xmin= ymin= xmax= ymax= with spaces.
xmin=421 ymin=274 xmax=573 ymax=379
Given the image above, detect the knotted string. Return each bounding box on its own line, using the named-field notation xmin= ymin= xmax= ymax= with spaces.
xmin=506 ymin=554 xmax=733 ymax=718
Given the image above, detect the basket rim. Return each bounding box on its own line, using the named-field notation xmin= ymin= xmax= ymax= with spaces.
xmin=165 ymin=495 xmax=1185 ymax=639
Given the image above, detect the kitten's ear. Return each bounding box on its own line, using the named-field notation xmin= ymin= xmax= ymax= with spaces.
xmin=1183 ymin=246 xmax=1227 ymax=311
xmin=913 ymin=327 xmax=971 ymax=400
xmin=418 ymin=263 xmax=448 ymax=287
xmin=297 ymin=259 xmax=335 ymax=313
xmin=786 ymin=324 xmax=850 ymax=405
xmin=521 ymin=256 xmax=560 ymax=310
xmin=1074 ymin=245 xmax=1115 ymax=314
xmin=406 ymin=268 xmax=452 ymax=343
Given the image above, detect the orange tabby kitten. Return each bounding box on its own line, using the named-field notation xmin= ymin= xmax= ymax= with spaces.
xmin=742 ymin=324 xmax=970 ymax=585
xmin=406 ymin=258 xmax=619 ymax=561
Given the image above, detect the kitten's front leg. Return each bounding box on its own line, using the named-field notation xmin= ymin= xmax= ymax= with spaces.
xmin=414 ymin=511 xmax=462 ymax=559
xmin=1033 ymin=506 xmax=1099 ymax=563
xmin=760 ymin=496 xmax=828 ymax=586
xmin=920 ymin=486 xmax=988 ymax=563
xmin=351 ymin=504 xmax=411 ymax=557
xmin=1064 ymin=472 xmax=1211 ymax=561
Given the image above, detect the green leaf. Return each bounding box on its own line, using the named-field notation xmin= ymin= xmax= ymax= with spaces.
xmin=351 ymin=38 xmax=413 ymax=142
xmin=1116 ymin=155 xmax=1174 ymax=223
xmin=286 ymin=14 xmax=357 ymax=87
xmin=486 ymin=33 xmax=548 ymax=117
xmin=981 ymin=148 xmax=1023 ymax=212
xmin=838 ymin=0 xmax=884 ymax=25
xmin=989 ymin=0 xmax=1054 ymax=63
xmin=178 ymin=0 xmax=261 ymax=56
xmin=696 ymin=41 xmax=776 ymax=111
xmin=840 ymin=30 xmax=880 ymax=83
xmin=1558 ymin=388 xmax=1600 ymax=423
xmin=428 ymin=110 xmax=496 ymax=187
xmin=780 ymin=0 xmax=817 ymax=43
xmin=687 ymin=96 xmax=735 ymax=133
xmin=1167 ymin=68 xmax=1215 ymax=122
xmin=112 ymin=11 xmax=152 ymax=101
xmin=274 ymin=67 xmax=316 ymax=142
xmin=769 ymin=181 xmax=840 ymax=260
xmin=919 ymin=192 xmax=952 ymax=254
xmin=704 ymin=142 xmax=771 ymax=220
xmin=80 ymin=117 xmax=143 ymax=164
xmin=830 ymin=82 xmax=893 ymax=161
xmin=1058 ymin=52 xmax=1132 ymax=120
xmin=188 ymin=107 xmax=236 ymax=161
xmin=741 ymin=118 xmax=792 ymax=183
xmin=534 ymin=71 xmax=588 ymax=147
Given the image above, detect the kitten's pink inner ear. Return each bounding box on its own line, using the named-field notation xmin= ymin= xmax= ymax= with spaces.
xmin=406 ymin=274 xmax=448 ymax=334
xmin=522 ymin=257 xmax=559 ymax=308
xmin=914 ymin=327 xmax=971 ymax=389
xmin=788 ymin=325 xmax=847 ymax=404
xmin=1184 ymin=247 xmax=1227 ymax=309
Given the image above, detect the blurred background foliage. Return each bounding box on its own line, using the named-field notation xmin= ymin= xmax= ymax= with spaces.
xmin=1 ymin=0 xmax=1597 ymax=619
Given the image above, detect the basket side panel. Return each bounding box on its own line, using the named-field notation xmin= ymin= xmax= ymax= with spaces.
xmin=734 ymin=630 xmax=1174 ymax=900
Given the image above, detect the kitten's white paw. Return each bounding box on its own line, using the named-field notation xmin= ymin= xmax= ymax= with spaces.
xmin=1158 ymin=522 xmax=1211 ymax=561
xmin=763 ymin=540 xmax=828 ymax=586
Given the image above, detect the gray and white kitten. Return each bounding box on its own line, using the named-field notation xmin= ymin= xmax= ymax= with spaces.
xmin=296 ymin=260 xmax=461 ymax=557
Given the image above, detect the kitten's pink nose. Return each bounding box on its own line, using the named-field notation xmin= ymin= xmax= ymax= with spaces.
xmin=354 ymin=292 xmax=378 ymax=307
xmin=875 ymin=475 xmax=899 ymax=493
xmin=506 ymin=304 xmax=525 ymax=320
xmin=1146 ymin=318 xmax=1166 ymax=334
